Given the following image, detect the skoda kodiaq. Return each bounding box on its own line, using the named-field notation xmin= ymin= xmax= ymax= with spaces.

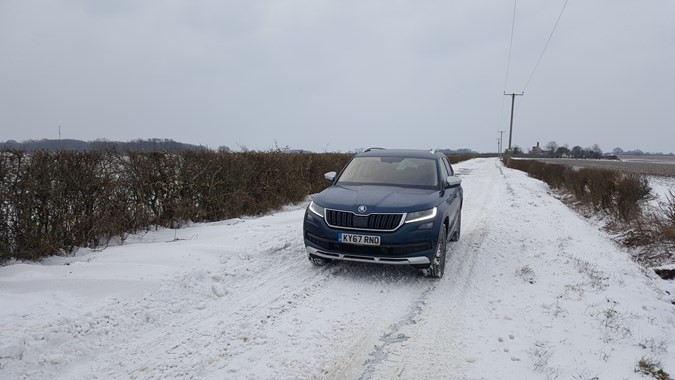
xmin=303 ymin=148 xmax=463 ymax=278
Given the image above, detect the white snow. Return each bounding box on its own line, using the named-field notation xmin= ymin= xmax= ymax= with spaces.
xmin=647 ymin=175 xmax=675 ymax=210
xmin=1 ymin=158 xmax=674 ymax=379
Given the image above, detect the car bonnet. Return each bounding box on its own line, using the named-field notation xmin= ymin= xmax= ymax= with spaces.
xmin=314 ymin=184 xmax=441 ymax=214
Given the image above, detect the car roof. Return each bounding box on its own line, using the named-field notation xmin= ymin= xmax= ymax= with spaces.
xmin=356 ymin=148 xmax=441 ymax=159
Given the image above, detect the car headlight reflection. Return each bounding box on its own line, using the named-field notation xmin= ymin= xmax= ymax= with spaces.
xmin=404 ymin=207 xmax=437 ymax=223
xmin=308 ymin=201 xmax=325 ymax=218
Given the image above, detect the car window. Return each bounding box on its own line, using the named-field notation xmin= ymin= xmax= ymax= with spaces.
xmin=337 ymin=156 xmax=439 ymax=188
xmin=439 ymin=157 xmax=450 ymax=181
xmin=441 ymin=156 xmax=454 ymax=176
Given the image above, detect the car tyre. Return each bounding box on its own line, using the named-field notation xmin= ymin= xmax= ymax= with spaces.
xmin=423 ymin=228 xmax=447 ymax=278
xmin=450 ymin=210 xmax=461 ymax=242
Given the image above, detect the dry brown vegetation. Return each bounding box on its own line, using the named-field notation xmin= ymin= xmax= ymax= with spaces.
xmin=0 ymin=150 xmax=351 ymax=262
xmin=656 ymin=191 xmax=675 ymax=240
xmin=504 ymin=158 xmax=675 ymax=267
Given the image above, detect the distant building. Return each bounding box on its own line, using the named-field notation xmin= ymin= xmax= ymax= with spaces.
xmin=531 ymin=142 xmax=545 ymax=156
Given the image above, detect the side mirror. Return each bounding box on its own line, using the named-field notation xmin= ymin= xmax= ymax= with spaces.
xmin=324 ymin=171 xmax=336 ymax=182
xmin=445 ymin=176 xmax=462 ymax=188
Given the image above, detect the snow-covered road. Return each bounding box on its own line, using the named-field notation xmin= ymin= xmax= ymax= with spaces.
xmin=2 ymin=158 xmax=674 ymax=379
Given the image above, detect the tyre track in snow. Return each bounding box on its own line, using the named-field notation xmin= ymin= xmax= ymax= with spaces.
xmin=2 ymin=214 xmax=429 ymax=379
xmin=205 ymin=258 xmax=437 ymax=379
xmin=313 ymin=161 xmax=500 ymax=380
xmin=69 ymin=236 xmax=340 ymax=379
xmin=352 ymin=158 xmax=504 ymax=379
xmin=50 ymin=213 xmax=439 ymax=379
xmin=5 ymin=217 xmax=333 ymax=379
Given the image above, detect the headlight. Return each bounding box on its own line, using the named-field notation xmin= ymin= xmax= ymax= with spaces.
xmin=404 ymin=207 xmax=437 ymax=223
xmin=308 ymin=201 xmax=325 ymax=218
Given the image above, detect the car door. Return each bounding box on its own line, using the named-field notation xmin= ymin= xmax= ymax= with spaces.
xmin=440 ymin=156 xmax=461 ymax=227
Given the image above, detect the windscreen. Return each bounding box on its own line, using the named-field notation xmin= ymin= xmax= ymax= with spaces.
xmin=337 ymin=156 xmax=439 ymax=188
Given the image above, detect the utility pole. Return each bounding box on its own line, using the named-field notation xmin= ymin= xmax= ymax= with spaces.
xmin=497 ymin=130 xmax=505 ymax=158
xmin=504 ymin=92 xmax=523 ymax=155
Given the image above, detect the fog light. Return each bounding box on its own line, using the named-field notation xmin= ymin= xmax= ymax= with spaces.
xmin=418 ymin=222 xmax=434 ymax=230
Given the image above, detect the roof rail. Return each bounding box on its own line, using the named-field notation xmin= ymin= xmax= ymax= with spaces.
xmin=363 ymin=147 xmax=385 ymax=152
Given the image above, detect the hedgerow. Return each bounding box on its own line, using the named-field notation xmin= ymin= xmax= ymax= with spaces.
xmin=504 ymin=157 xmax=675 ymax=266
xmin=504 ymin=158 xmax=652 ymax=222
xmin=0 ymin=150 xmax=351 ymax=262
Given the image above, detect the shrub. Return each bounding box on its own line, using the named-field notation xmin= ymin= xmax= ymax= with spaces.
xmin=504 ymin=158 xmax=651 ymax=222
xmin=447 ymin=154 xmax=479 ymax=164
xmin=615 ymin=173 xmax=652 ymax=221
xmin=584 ymin=168 xmax=619 ymax=212
xmin=539 ymin=162 xmax=568 ymax=189
xmin=523 ymin=161 xmax=569 ymax=189
xmin=564 ymin=167 xmax=593 ymax=201
xmin=656 ymin=191 xmax=675 ymax=243
xmin=635 ymin=357 xmax=671 ymax=380
xmin=0 ymin=150 xmax=352 ymax=262
xmin=0 ymin=150 xmax=125 ymax=260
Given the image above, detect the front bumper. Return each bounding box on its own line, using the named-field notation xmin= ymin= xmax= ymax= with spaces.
xmin=306 ymin=246 xmax=431 ymax=266
xmin=303 ymin=209 xmax=439 ymax=267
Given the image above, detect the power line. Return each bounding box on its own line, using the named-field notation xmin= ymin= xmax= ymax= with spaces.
xmin=500 ymin=0 xmax=518 ymax=139
xmin=503 ymin=0 xmax=518 ymax=92
xmin=523 ymin=0 xmax=570 ymax=91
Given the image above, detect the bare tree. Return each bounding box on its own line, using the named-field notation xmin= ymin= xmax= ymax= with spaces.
xmin=555 ymin=146 xmax=571 ymax=157
xmin=591 ymin=144 xmax=603 ymax=156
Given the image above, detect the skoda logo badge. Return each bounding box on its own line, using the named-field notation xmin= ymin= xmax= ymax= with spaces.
xmin=357 ymin=205 xmax=368 ymax=214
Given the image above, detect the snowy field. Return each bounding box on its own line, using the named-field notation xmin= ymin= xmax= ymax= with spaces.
xmin=1 ymin=158 xmax=674 ymax=379
xmin=537 ymin=157 xmax=675 ymax=177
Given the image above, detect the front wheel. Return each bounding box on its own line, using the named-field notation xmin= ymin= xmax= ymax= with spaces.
xmin=423 ymin=228 xmax=447 ymax=278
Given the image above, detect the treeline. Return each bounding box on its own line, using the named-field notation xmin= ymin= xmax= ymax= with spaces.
xmin=542 ymin=145 xmax=606 ymax=159
xmin=512 ymin=142 xmax=608 ymax=159
xmin=0 ymin=150 xmax=351 ymax=262
xmin=516 ymin=141 xmax=674 ymax=159
xmin=611 ymin=148 xmax=674 ymax=156
xmin=0 ymin=138 xmax=213 ymax=153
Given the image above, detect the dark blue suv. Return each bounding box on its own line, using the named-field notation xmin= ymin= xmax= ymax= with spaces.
xmin=303 ymin=149 xmax=463 ymax=278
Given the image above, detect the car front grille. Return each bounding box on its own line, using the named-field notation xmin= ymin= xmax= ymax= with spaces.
xmin=325 ymin=209 xmax=404 ymax=231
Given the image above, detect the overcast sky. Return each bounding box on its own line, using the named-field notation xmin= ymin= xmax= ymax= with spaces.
xmin=1 ymin=0 xmax=673 ymax=153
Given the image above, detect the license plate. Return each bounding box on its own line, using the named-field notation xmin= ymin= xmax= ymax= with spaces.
xmin=339 ymin=233 xmax=381 ymax=246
